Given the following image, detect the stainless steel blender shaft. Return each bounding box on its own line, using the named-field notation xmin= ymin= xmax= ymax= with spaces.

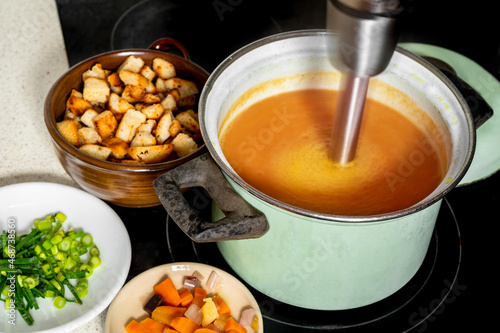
xmin=327 ymin=0 xmax=402 ymax=163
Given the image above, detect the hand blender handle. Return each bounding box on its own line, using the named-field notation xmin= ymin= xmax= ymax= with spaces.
xmin=327 ymin=0 xmax=404 ymax=77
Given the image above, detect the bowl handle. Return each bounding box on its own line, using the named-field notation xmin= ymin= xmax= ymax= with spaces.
xmin=153 ymin=153 xmax=269 ymax=242
xmin=148 ymin=38 xmax=191 ymax=60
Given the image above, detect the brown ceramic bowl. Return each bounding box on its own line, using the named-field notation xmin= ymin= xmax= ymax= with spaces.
xmin=44 ymin=39 xmax=209 ymax=207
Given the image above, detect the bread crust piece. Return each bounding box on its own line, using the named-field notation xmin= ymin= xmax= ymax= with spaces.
xmin=102 ymin=136 xmax=129 ymax=159
xmin=172 ymin=133 xmax=198 ymax=157
xmin=115 ymin=109 xmax=147 ymax=143
xmin=83 ymin=77 xmax=110 ymax=104
xmin=117 ymin=55 xmax=145 ymax=73
xmin=79 ymin=144 xmax=112 ymax=160
xmin=128 ymin=144 xmax=174 ymax=163
xmin=155 ymin=112 xmax=173 ymax=144
xmin=152 ymin=57 xmax=176 ymax=80
xmin=56 ymin=119 xmax=80 ymax=146
xmin=92 ymin=110 xmax=118 ymax=139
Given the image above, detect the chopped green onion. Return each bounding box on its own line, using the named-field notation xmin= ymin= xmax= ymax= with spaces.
xmin=53 ymin=296 xmax=66 ymax=309
xmin=79 ymin=264 xmax=93 ymax=278
xmin=89 ymin=245 xmax=100 ymax=257
xmin=1 ymin=212 xmax=101 ymax=326
xmin=81 ymin=234 xmax=93 ymax=247
xmin=55 ymin=213 xmax=67 ymax=222
xmin=89 ymin=256 xmax=101 ymax=268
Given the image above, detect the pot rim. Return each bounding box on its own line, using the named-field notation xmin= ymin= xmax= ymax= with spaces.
xmin=44 ymin=48 xmax=209 ymax=173
xmin=199 ymin=29 xmax=476 ymax=223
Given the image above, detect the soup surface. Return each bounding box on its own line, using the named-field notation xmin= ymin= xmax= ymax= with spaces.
xmin=219 ymin=89 xmax=447 ymax=216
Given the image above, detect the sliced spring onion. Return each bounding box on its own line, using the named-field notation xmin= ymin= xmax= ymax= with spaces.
xmin=81 ymin=234 xmax=93 ymax=247
xmin=53 ymin=296 xmax=66 ymax=309
xmin=0 ymin=212 xmax=101 ymax=325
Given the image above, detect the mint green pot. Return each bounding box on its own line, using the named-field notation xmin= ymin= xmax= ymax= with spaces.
xmin=155 ymin=30 xmax=480 ymax=310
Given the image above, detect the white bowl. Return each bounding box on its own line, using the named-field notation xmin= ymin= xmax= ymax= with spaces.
xmin=105 ymin=262 xmax=264 ymax=333
xmin=0 ymin=182 xmax=131 ymax=333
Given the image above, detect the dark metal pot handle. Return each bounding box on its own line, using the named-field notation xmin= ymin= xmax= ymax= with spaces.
xmin=153 ymin=153 xmax=269 ymax=242
xmin=422 ymin=56 xmax=494 ymax=129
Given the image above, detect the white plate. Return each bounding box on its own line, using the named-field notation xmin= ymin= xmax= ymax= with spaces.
xmin=105 ymin=262 xmax=264 ymax=333
xmin=0 ymin=182 xmax=131 ymax=333
xmin=399 ymin=43 xmax=500 ymax=185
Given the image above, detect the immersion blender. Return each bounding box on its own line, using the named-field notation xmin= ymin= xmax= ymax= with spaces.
xmin=327 ymin=0 xmax=404 ymax=163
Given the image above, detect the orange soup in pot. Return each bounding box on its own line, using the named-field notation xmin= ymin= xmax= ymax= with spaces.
xmin=219 ymin=88 xmax=449 ymax=216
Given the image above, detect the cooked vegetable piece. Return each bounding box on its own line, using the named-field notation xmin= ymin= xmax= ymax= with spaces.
xmin=201 ymin=297 xmax=219 ymax=326
xmin=143 ymin=293 xmax=165 ymax=314
xmin=193 ymin=329 xmax=220 ymax=333
xmin=140 ymin=317 xmax=167 ymax=333
xmin=224 ymin=317 xmax=247 ymax=333
xmin=151 ymin=305 xmax=187 ymax=325
xmin=179 ymin=287 xmax=194 ymax=307
xmin=192 ymin=287 xmax=207 ymax=308
xmin=125 ymin=319 xmax=154 ymax=333
xmin=213 ymin=295 xmax=231 ymax=315
xmin=170 ymin=316 xmax=202 ymax=333
xmin=153 ymin=277 xmax=181 ymax=306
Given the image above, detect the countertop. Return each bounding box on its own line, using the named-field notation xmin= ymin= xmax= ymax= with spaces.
xmin=0 ymin=1 xmax=107 ymax=331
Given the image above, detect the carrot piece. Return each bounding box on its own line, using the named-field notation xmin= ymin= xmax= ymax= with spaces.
xmin=153 ymin=277 xmax=182 ymax=306
xmin=213 ymin=295 xmax=231 ymax=315
xmin=170 ymin=316 xmax=202 ymax=333
xmin=224 ymin=317 xmax=246 ymax=333
xmin=192 ymin=287 xmax=208 ymax=308
xmin=151 ymin=305 xmax=187 ymax=326
xmin=125 ymin=320 xmax=154 ymax=333
xmin=140 ymin=317 xmax=167 ymax=333
xmin=178 ymin=287 xmax=194 ymax=307
xmin=193 ymin=329 xmax=220 ymax=333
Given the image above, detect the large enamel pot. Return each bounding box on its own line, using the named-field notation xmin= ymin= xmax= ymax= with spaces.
xmin=154 ymin=30 xmax=490 ymax=310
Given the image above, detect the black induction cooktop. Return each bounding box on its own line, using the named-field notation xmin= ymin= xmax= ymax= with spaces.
xmin=56 ymin=1 xmax=500 ymax=332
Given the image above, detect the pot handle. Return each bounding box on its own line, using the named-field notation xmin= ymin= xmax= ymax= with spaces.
xmin=153 ymin=153 xmax=269 ymax=242
xmin=148 ymin=38 xmax=191 ymax=60
xmin=423 ymin=56 xmax=493 ymax=129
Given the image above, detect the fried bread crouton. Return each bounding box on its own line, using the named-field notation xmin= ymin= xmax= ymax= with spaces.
xmin=56 ymin=119 xmax=80 ymax=146
xmin=140 ymin=65 xmax=156 ymax=81
xmin=66 ymin=95 xmax=93 ymax=117
xmin=117 ymin=55 xmax=144 ymax=73
xmin=137 ymin=119 xmax=156 ymax=134
xmin=78 ymin=127 xmax=102 ymax=145
xmin=140 ymin=103 xmax=165 ymax=120
xmin=82 ymin=63 xmax=106 ymax=80
xmin=128 ymin=144 xmax=174 ymax=163
xmin=80 ymin=109 xmax=99 ymax=128
xmin=118 ymin=70 xmax=149 ymax=89
xmin=108 ymin=92 xmax=134 ymax=114
xmin=175 ymin=111 xmax=200 ymax=133
xmin=152 ymin=57 xmax=176 ymax=80
xmin=115 ymin=109 xmax=147 ymax=143
xmin=160 ymin=94 xmax=177 ymax=111
xmin=92 ymin=110 xmax=117 ymax=138
xmin=102 ymin=136 xmax=129 ymax=159
xmin=130 ymin=131 xmax=157 ymax=147
xmin=172 ymin=133 xmax=198 ymax=157
xmin=169 ymin=119 xmax=181 ymax=138
xmin=79 ymin=144 xmax=112 ymax=160
xmin=163 ymin=78 xmax=198 ymax=98
xmin=83 ymin=77 xmax=110 ymax=104
xmin=107 ymin=72 xmax=123 ymax=94
xmin=121 ymin=85 xmax=146 ymax=103
xmin=156 ymin=112 xmax=173 ymax=144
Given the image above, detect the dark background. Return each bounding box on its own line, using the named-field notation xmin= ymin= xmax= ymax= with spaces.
xmin=55 ymin=1 xmax=499 ymax=332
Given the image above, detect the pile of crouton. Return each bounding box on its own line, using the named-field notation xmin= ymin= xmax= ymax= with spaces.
xmin=56 ymin=55 xmax=203 ymax=164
